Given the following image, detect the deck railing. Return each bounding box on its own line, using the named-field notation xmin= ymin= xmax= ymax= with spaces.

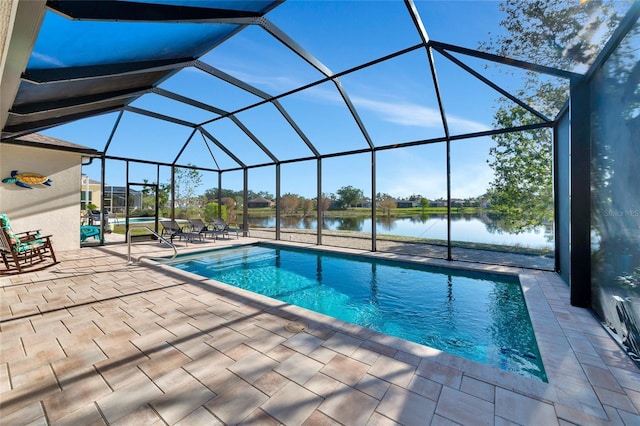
xmin=127 ymin=226 xmax=177 ymax=264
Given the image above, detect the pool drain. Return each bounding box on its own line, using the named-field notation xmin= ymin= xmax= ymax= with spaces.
xmin=284 ymin=321 xmax=307 ymax=333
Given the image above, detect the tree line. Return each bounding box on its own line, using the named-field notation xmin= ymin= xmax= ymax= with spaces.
xmin=139 ymin=170 xmax=484 ymax=220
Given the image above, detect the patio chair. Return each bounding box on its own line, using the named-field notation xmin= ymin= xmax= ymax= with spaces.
xmin=160 ymin=219 xmax=202 ymax=244
xmin=0 ymin=213 xmax=57 ymax=272
xmin=80 ymin=225 xmax=101 ymax=242
xmin=188 ymin=218 xmax=222 ymax=240
xmin=211 ymin=218 xmax=240 ymax=239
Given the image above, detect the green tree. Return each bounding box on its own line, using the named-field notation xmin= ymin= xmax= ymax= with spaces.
xmin=204 ymin=188 xmax=240 ymax=203
xmin=481 ymin=0 xmax=623 ymax=80
xmin=420 ymin=198 xmax=430 ymax=214
xmin=486 ymin=105 xmax=554 ymax=230
xmin=234 ymin=195 xmax=244 ymax=209
xmin=140 ymin=179 xmax=163 ymax=215
xmin=174 ymin=165 xmax=202 ymax=208
xmin=204 ymin=202 xmax=227 ymax=222
xmin=482 ymin=0 xmax=623 ymax=232
xmin=336 ymin=185 xmax=363 ymax=209
xmin=203 ymin=188 xmax=217 ymax=204
xmin=157 ymin=183 xmax=171 ymax=215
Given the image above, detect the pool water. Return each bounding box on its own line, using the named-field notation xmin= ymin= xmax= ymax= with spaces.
xmin=110 ymin=217 xmax=160 ymax=224
xmin=166 ymin=244 xmax=547 ymax=381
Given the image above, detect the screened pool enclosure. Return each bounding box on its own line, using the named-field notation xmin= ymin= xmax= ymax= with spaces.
xmin=2 ymin=1 xmax=639 ymax=364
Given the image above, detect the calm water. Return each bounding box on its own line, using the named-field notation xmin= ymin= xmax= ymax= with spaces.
xmin=166 ymin=244 xmax=547 ymax=381
xmin=246 ymin=214 xmax=554 ymax=250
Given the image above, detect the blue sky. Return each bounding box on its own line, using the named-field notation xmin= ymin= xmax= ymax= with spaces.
xmin=41 ymin=0 xmax=553 ymax=201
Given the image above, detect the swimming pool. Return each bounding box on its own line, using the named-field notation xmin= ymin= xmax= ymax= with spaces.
xmin=165 ymin=243 xmax=547 ymax=381
xmin=110 ymin=217 xmax=159 ymax=224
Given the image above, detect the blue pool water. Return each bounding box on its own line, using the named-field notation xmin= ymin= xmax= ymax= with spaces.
xmin=166 ymin=244 xmax=547 ymax=381
xmin=110 ymin=217 xmax=160 ymax=224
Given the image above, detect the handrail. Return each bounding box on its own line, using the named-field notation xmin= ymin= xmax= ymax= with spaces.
xmin=127 ymin=226 xmax=177 ymax=265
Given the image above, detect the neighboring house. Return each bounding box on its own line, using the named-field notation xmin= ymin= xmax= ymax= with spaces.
xmin=354 ymin=198 xmax=373 ymax=208
xmin=81 ymin=175 xmax=102 ymax=210
xmin=396 ymin=200 xmax=420 ymax=208
xmin=248 ymin=197 xmax=274 ymax=208
xmin=81 ymin=182 xmax=143 ymax=214
xmin=451 ymin=198 xmax=465 ymax=208
xmin=104 ymin=186 xmax=142 ymax=213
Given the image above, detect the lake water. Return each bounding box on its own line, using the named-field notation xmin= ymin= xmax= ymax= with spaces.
xmin=246 ymin=214 xmax=554 ymax=250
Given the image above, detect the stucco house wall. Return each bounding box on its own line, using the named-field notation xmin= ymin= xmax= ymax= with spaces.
xmin=0 ymin=143 xmax=82 ymax=251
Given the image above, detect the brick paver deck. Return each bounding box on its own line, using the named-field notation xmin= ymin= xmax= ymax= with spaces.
xmin=1 ymin=237 xmax=638 ymax=425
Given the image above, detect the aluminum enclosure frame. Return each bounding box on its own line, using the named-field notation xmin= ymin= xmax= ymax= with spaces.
xmin=5 ymin=0 xmax=632 ymax=297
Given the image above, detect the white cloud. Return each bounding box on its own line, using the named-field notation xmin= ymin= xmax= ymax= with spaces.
xmin=352 ymin=95 xmax=491 ymax=133
xmin=353 ymin=96 xmax=443 ymax=128
xmin=303 ymin=84 xmax=344 ymax=103
xmin=285 ymin=85 xmax=492 ymax=134
xmin=231 ymin=70 xmax=304 ymax=93
xmin=446 ymin=116 xmax=493 ymax=134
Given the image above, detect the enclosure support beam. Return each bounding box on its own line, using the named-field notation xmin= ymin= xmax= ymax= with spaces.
xmin=446 ymin=141 xmax=452 ymax=261
xmin=217 ymin=172 xmax=222 ymax=222
xmin=155 ymin=165 xmax=160 ymax=234
xmin=100 ymin=156 xmax=107 ymax=245
xmin=433 ymin=47 xmax=551 ymax=123
xmin=170 ymin=166 xmax=176 ymax=222
xmin=569 ymin=77 xmax=591 ymax=308
xmin=317 ymin=159 xmax=322 ymax=246
xmin=426 ymin=45 xmax=452 ymax=261
xmin=125 ymin=161 xmax=130 ymax=242
xmin=243 ymin=168 xmax=249 ymax=240
xmin=276 ymin=164 xmax=281 ymax=241
xmin=407 ymin=0 xmax=453 ymax=261
xmin=371 ymin=150 xmax=377 ymax=252
xmin=173 ymin=128 xmax=198 ymax=165
xmin=553 ymin=117 xmax=562 ymax=275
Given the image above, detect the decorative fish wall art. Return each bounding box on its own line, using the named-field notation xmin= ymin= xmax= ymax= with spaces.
xmin=2 ymin=170 xmax=53 ymax=189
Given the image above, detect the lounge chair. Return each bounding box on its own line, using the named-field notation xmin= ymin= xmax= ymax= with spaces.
xmin=211 ymin=218 xmax=241 ymax=239
xmin=0 ymin=213 xmax=57 ymax=272
xmin=188 ymin=219 xmax=222 ymax=240
xmin=160 ymin=219 xmax=202 ymax=244
xmin=80 ymin=225 xmax=101 ymax=242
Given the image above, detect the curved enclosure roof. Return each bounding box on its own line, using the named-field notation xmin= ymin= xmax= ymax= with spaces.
xmin=2 ymin=0 xmax=634 ymax=172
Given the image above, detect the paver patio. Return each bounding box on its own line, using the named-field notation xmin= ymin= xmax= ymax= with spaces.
xmin=1 ymin=237 xmax=639 ymax=425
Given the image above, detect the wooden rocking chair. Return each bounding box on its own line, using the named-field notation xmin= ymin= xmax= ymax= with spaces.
xmin=0 ymin=214 xmax=57 ymax=273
